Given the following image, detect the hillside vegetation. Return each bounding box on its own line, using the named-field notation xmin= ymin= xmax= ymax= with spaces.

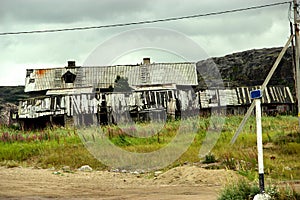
xmin=0 ymin=86 xmax=28 ymax=105
xmin=197 ymin=47 xmax=294 ymax=93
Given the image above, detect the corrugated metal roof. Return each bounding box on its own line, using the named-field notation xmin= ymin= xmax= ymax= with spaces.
xmin=235 ymin=86 xmax=294 ymax=105
xmin=24 ymin=62 xmax=197 ymax=92
xmin=199 ymin=86 xmax=294 ymax=109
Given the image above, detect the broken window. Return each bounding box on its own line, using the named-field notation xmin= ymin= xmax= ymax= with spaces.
xmin=62 ymin=71 xmax=76 ymax=83
xmin=26 ymin=69 xmax=33 ymax=77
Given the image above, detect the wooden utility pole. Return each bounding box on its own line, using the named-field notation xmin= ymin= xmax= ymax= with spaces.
xmin=231 ymin=35 xmax=293 ymax=144
xmin=294 ymin=0 xmax=300 ymax=130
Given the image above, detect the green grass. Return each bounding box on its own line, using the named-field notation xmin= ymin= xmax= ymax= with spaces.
xmin=1 ymin=115 xmax=300 ymax=200
xmin=0 ymin=115 xmax=300 ymax=181
xmin=0 ymin=127 xmax=106 ymax=170
xmin=0 ymin=142 xmax=43 ymax=161
xmin=203 ymin=115 xmax=300 ymax=181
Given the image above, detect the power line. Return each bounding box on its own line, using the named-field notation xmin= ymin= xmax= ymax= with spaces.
xmin=0 ymin=1 xmax=292 ymax=36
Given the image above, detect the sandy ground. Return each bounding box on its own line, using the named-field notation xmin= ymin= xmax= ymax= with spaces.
xmin=0 ymin=165 xmax=240 ymax=200
xmin=0 ymin=165 xmax=299 ymax=200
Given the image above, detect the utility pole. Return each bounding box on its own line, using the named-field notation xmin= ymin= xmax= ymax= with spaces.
xmin=252 ymin=90 xmax=270 ymax=200
xmin=293 ymin=0 xmax=300 ymax=130
xmin=255 ymin=98 xmax=264 ymax=194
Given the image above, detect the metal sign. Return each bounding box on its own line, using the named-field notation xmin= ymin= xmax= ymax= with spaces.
xmin=250 ymin=89 xmax=262 ymax=99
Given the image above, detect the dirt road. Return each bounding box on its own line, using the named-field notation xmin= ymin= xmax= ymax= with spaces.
xmin=0 ymin=165 xmax=238 ymax=200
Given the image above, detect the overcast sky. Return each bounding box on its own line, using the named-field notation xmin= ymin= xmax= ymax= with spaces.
xmin=0 ymin=0 xmax=292 ymax=86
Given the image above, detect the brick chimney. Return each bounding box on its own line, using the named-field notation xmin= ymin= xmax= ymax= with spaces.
xmin=143 ymin=58 xmax=150 ymax=65
xmin=67 ymin=61 xmax=76 ymax=67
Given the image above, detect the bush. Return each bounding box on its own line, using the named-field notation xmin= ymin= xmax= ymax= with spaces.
xmin=202 ymin=153 xmax=217 ymax=164
xmin=218 ymin=180 xmax=300 ymax=200
xmin=218 ymin=180 xmax=259 ymax=200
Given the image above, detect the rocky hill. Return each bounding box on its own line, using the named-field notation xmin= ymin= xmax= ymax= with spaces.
xmin=0 ymin=86 xmax=28 ymax=105
xmin=0 ymin=86 xmax=27 ymax=125
xmin=196 ymin=47 xmax=295 ymax=94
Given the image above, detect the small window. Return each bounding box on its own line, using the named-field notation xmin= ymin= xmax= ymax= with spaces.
xmin=62 ymin=71 xmax=76 ymax=83
xmin=29 ymin=79 xmax=35 ymax=83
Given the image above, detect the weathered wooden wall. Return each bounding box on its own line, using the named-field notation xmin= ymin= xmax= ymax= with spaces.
xmin=18 ymin=86 xmax=295 ymax=128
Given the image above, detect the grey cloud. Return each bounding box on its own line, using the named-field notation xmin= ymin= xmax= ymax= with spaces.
xmin=0 ymin=0 xmax=150 ymax=24
xmin=0 ymin=0 xmax=292 ymax=85
xmin=0 ymin=0 xmax=287 ymax=24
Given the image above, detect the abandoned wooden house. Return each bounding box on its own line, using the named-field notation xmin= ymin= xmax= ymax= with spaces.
xmin=18 ymin=59 xmax=199 ymax=129
xmin=17 ymin=59 xmax=295 ymax=129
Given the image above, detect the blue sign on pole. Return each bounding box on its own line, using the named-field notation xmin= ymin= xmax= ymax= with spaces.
xmin=250 ymin=89 xmax=262 ymax=99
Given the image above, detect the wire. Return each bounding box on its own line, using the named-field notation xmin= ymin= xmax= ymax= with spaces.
xmin=288 ymin=2 xmax=293 ymax=22
xmin=0 ymin=1 xmax=292 ymax=36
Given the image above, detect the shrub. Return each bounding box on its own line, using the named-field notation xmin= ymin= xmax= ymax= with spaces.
xmin=218 ymin=180 xmax=300 ymax=200
xmin=202 ymin=153 xmax=217 ymax=164
xmin=218 ymin=180 xmax=259 ymax=200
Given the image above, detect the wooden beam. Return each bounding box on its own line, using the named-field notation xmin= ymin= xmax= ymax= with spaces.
xmin=231 ymin=35 xmax=293 ymax=144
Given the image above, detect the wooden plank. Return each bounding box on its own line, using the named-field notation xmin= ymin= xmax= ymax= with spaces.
xmin=231 ymin=35 xmax=293 ymax=144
